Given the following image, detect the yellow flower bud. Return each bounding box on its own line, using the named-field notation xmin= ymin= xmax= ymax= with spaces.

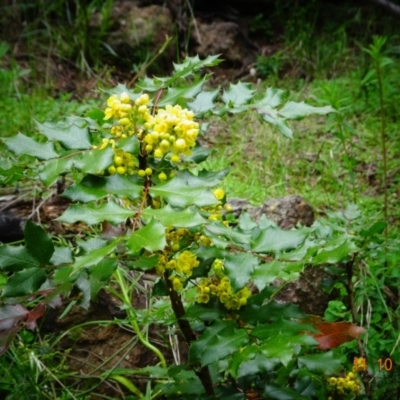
xmin=158 ymin=172 xmax=167 ymax=181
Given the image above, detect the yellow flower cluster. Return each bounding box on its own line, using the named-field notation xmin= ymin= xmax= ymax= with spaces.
xmin=196 ymin=259 xmax=251 ymax=310
xmin=104 ymin=93 xmax=151 ymax=139
xmin=328 ymin=372 xmax=361 ymax=397
xmin=156 ymin=249 xmax=200 ymax=291
xmin=108 ymin=148 xmax=137 ymax=175
xmin=166 ymin=228 xmax=190 ymax=252
xmin=143 ymin=104 xmax=199 ymax=163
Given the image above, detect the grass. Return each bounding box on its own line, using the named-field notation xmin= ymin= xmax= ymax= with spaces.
xmin=203 ymin=64 xmax=400 ymax=225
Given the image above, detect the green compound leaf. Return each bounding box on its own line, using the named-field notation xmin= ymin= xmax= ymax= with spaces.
xmin=24 ymin=220 xmax=54 ymax=265
xmin=56 ymin=239 xmax=119 ymax=281
xmin=126 ymin=219 xmax=166 ymax=254
xmin=57 ymin=202 xmax=135 ymax=225
xmin=251 ymin=261 xmax=287 ymax=292
xmin=259 ymin=87 xmax=286 ymax=108
xmin=2 ymin=267 xmax=47 ymax=297
xmin=253 ymin=320 xmax=317 ymax=366
xmin=278 ymin=101 xmax=335 ymax=120
xmin=158 ymin=77 xmax=206 ymax=108
xmin=313 ymin=239 xmax=359 ymax=264
xmin=0 ymin=245 xmax=39 ymax=271
xmin=251 ymin=226 xmax=307 ymax=253
xmin=87 ymin=258 xmax=117 ymax=281
xmin=115 ymin=135 xmax=140 ymax=154
xmin=63 ymin=174 xmax=143 ymax=202
xmin=187 ymin=89 xmax=219 ymax=116
xmin=141 ymin=205 xmax=206 ymax=228
xmin=189 ymin=320 xmax=249 ymax=367
xmin=150 ymin=174 xmax=219 ymax=208
xmin=72 ymin=146 xmax=114 ymax=175
xmin=222 ymin=81 xmax=255 ymax=107
xmin=179 ymin=169 xmax=229 ymax=188
xmin=35 ymin=119 xmax=91 ymax=150
xmin=39 ymin=156 xmax=74 ymax=187
xmin=229 ymin=344 xmax=280 ymax=380
xmin=205 ymin=222 xmax=252 ymax=248
xmin=185 ymin=301 xmax=226 ymax=322
xmin=172 ymin=54 xmax=222 ymax=79
xmin=2 ymin=133 xmax=58 ymax=160
xmin=49 ymin=247 xmax=73 ymax=266
xmin=297 ymin=351 xmax=342 ymax=375
xmin=224 ymin=253 xmax=259 ymax=291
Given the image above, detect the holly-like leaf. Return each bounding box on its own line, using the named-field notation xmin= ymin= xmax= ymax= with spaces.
xmin=229 ymin=344 xmax=280 ymax=380
xmin=205 ymin=222 xmax=252 ymax=248
xmin=310 ymin=320 xmax=366 ymax=350
xmin=63 ymin=174 xmax=142 ymax=202
xmin=313 ymin=240 xmax=359 ymax=264
xmin=258 ymin=87 xmax=286 ymax=108
xmin=24 ymin=220 xmax=54 ymax=265
xmin=255 ymin=326 xmax=317 ymax=366
xmin=35 ymin=120 xmax=91 ymax=150
xmin=150 ymin=175 xmax=219 ymax=208
xmin=224 ymin=253 xmax=259 ymax=291
xmin=0 ymin=245 xmax=39 ymax=271
xmin=141 ymin=205 xmax=206 ymax=228
xmin=0 ymin=326 xmax=20 ymax=355
xmin=179 ymin=169 xmax=229 ymax=188
xmin=61 ymin=239 xmax=119 ymax=279
xmin=39 ymin=156 xmax=74 ymax=187
xmin=158 ymin=78 xmax=206 ymax=107
xmin=0 ymin=304 xmax=28 ymax=330
xmin=57 ymin=202 xmax=135 ymax=225
xmin=87 ymin=258 xmax=117 ymax=281
xmin=251 ymin=261 xmax=286 ymax=292
xmin=222 ymin=81 xmax=255 ymax=107
xmin=2 ymin=133 xmax=58 ymax=160
xmin=278 ymin=101 xmax=334 ymax=120
xmin=189 ymin=320 xmax=248 ymax=366
xmin=297 ymin=351 xmax=342 ymax=375
xmin=2 ymin=267 xmax=47 ymax=297
xmin=252 ymin=319 xmax=317 ymax=340
xmin=72 ymin=146 xmax=114 ymax=175
xmin=184 ymin=301 xmax=226 ymax=322
xmin=49 ymin=246 xmax=73 ymax=266
xmin=187 ymin=89 xmax=219 ymax=116
xmin=126 ymin=219 xmax=166 ymax=254
xmin=251 ymin=227 xmax=307 ymax=253
xmin=172 ymin=54 xmax=222 ymax=79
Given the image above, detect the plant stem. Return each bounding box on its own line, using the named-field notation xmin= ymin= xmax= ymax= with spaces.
xmin=375 ymin=57 xmax=388 ymax=231
xmin=114 ymin=267 xmax=167 ymax=368
xmin=164 ymin=270 xmax=215 ymax=397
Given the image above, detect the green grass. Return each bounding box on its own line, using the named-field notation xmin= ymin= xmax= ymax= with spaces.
xmin=202 ymin=73 xmax=400 ymax=225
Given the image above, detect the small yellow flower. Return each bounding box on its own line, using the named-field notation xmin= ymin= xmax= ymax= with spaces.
xmin=213 ymin=188 xmax=225 ymax=200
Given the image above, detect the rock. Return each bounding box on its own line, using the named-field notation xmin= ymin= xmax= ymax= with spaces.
xmin=192 ymin=20 xmax=255 ymax=68
xmin=92 ymin=1 xmax=175 ymax=66
xmin=228 ymin=195 xmax=314 ymax=228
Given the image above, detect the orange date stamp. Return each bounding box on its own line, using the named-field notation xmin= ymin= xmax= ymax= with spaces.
xmin=353 ymin=357 xmax=394 ymax=372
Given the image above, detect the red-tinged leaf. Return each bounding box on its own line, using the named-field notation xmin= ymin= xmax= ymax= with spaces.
xmin=312 ymin=321 xmax=366 ymax=350
xmin=0 ymin=326 xmax=20 ymax=355
xmin=25 ymin=303 xmax=46 ymax=330
xmin=0 ymin=304 xmax=29 ymax=331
